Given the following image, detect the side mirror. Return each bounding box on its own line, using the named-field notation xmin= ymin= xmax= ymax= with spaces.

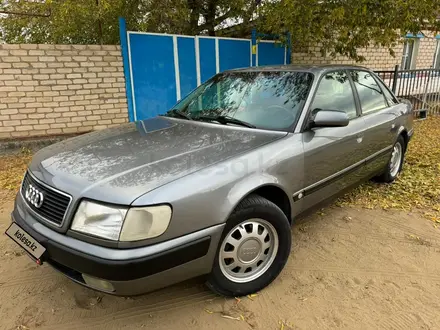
xmin=310 ymin=109 xmax=349 ymax=128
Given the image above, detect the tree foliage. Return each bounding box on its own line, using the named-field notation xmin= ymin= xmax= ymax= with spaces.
xmin=259 ymin=0 xmax=440 ymax=61
xmin=0 ymin=0 xmax=145 ymax=44
xmin=0 ymin=0 xmax=253 ymax=44
xmin=1 ymin=0 xmax=440 ymax=61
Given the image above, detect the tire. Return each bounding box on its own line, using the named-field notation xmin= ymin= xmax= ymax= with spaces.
xmin=377 ymin=135 xmax=406 ymax=183
xmin=206 ymin=194 xmax=291 ymax=297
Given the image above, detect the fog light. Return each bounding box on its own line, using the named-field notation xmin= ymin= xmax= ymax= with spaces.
xmin=82 ymin=274 xmax=115 ymax=292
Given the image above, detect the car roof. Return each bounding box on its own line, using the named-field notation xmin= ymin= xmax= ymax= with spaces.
xmin=227 ymin=64 xmax=372 ymax=75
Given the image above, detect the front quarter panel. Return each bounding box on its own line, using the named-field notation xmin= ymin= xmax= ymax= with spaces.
xmin=131 ymin=134 xmax=304 ymax=246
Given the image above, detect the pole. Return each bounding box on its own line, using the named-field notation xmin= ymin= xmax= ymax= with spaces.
xmin=96 ymin=0 xmax=103 ymax=44
xmin=251 ymin=28 xmax=257 ymax=67
xmin=421 ymin=69 xmax=431 ymax=117
xmin=392 ymin=65 xmax=399 ymax=94
xmin=286 ymin=32 xmax=291 ymax=65
xmin=119 ymin=17 xmax=135 ymax=122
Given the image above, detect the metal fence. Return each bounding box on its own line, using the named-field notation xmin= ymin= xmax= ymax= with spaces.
xmin=376 ymin=66 xmax=440 ymax=117
xmin=119 ymin=18 xmax=290 ymax=121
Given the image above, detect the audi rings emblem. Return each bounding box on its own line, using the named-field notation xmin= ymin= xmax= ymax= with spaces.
xmin=25 ymin=184 xmax=44 ymax=208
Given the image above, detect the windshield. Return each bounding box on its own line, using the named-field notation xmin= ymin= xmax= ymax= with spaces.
xmin=172 ymin=71 xmax=314 ymax=130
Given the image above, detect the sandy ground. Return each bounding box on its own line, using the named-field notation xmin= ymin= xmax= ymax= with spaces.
xmin=1 ymin=200 xmax=440 ymax=330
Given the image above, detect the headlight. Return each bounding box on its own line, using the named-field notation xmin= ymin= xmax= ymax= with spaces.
xmin=120 ymin=205 xmax=172 ymax=241
xmin=71 ymin=201 xmax=127 ymax=240
xmin=71 ymin=201 xmax=172 ymax=241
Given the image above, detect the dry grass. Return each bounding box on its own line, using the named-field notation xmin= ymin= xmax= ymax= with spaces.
xmin=0 ymin=148 xmax=32 ymax=201
xmin=338 ymin=117 xmax=440 ymax=222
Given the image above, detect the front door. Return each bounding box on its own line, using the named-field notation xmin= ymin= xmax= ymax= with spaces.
xmin=299 ymin=70 xmax=370 ymax=212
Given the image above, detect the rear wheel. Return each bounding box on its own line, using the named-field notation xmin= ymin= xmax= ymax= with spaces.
xmin=206 ymin=194 xmax=291 ymax=297
xmin=377 ymin=135 xmax=405 ymax=183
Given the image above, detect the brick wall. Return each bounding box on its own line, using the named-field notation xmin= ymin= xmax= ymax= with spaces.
xmin=0 ymin=44 xmax=128 ymax=140
xmin=292 ymin=43 xmax=404 ymax=70
xmin=292 ymin=36 xmax=439 ymax=70
xmin=415 ymin=37 xmax=437 ymax=68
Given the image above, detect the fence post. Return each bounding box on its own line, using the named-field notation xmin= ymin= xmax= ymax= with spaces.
xmin=421 ymin=69 xmax=431 ymax=113
xmin=392 ymin=64 xmax=399 ymax=94
xmin=251 ymin=29 xmax=257 ymax=66
xmin=119 ymin=17 xmax=135 ymax=122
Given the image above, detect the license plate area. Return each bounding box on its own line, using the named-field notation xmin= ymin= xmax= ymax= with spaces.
xmin=5 ymin=222 xmax=46 ymax=260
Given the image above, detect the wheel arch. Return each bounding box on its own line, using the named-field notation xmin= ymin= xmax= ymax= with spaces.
xmin=397 ymin=126 xmax=409 ymax=151
xmin=226 ymin=182 xmax=293 ymax=225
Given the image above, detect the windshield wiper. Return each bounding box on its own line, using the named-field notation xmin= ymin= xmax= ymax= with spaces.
xmin=161 ymin=109 xmax=192 ymax=120
xmin=196 ymin=115 xmax=256 ymax=128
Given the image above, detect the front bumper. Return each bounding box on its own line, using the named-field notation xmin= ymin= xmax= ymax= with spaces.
xmin=12 ymin=195 xmax=225 ymax=295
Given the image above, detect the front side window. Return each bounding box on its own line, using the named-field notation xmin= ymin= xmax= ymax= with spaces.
xmin=310 ymin=71 xmax=357 ymax=119
xmin=172 ymin=71 xmax=314 ymax=130
xmin=350 ymin=70 xmax=388 ymax=114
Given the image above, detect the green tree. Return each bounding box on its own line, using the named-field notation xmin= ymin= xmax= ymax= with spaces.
xmin=0 ymin=0 xmax=146 ymax=44
xmin=258 ymin=0 xmax=440 ymax=61
xmin=1 ymin=0 xmax=439 ymax=62
xmin=0 ymin=0 xmax=253 ymax=43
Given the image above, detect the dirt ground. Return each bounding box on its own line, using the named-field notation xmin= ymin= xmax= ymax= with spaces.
xmin=1 ymin=199 xmax=440 ymax=330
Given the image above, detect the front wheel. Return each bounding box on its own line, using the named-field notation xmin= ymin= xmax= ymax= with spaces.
xmin=206 ymin=194 xmax=291 ymax=297
xmin=377 ymin=135 xmax=405 ymax=183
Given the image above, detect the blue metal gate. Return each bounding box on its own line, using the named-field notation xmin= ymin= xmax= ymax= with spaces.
xmin=119 ymin=18 xmax=290 ymax=121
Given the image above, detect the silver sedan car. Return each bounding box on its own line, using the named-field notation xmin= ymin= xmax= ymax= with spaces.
xmin=7 ymin=65 xmax=413 ymax=297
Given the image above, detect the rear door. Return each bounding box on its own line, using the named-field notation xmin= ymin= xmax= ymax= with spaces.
xmin=348 ymin=70 xmax=398 ymax=176
xmin=299 ymin=70 xmax=369 ymax=212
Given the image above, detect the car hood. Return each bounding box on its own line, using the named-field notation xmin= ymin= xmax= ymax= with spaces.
xmin=29 ymin=117 xmax=286 ymax=205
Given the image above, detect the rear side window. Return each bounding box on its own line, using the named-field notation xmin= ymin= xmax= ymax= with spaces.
xmin=375 ymin=76 xmax=399 ymax=105
xmin=350 ymin=71 xmax=388 ymax=114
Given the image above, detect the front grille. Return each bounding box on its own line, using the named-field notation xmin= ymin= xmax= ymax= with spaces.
xmin=21 ymin=171 xmax=72 ymax=226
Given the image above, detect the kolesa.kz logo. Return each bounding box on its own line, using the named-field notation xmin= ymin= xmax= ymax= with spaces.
xmin=14 ymin=229 xmax=38 ymax=252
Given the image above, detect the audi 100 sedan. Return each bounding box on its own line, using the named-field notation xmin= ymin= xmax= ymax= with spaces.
xmin=6 ymin=65 xmax=413 ymax=297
